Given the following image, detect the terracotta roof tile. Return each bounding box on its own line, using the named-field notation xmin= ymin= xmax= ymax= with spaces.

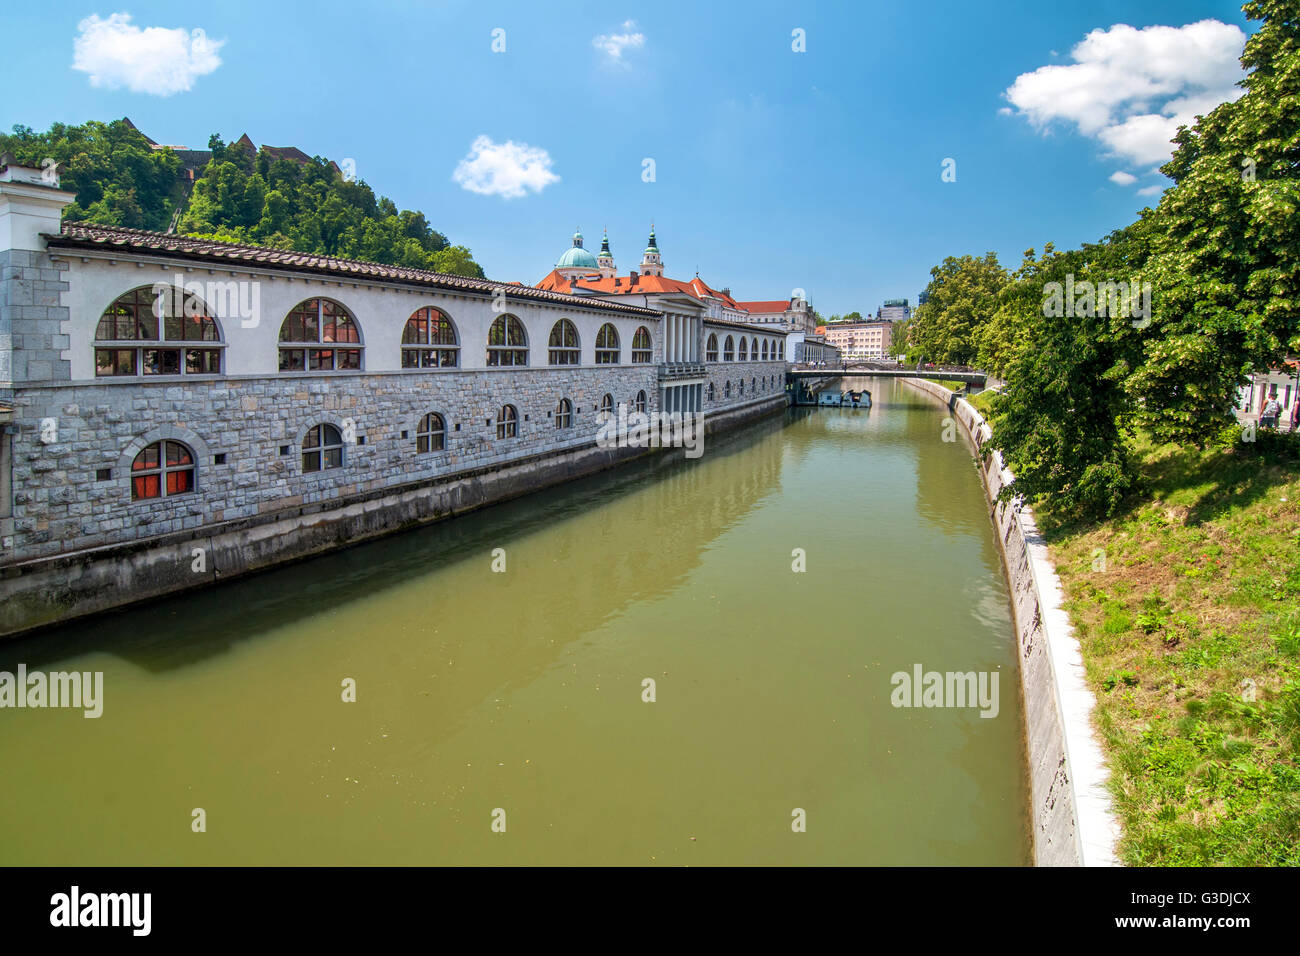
xmin=734 ymin=299 xmax=793 ymax=313
xmin=537 ymin=269 xmax=746 ymax=309
xmin=47 ymin=223 xmax=659 ymax=318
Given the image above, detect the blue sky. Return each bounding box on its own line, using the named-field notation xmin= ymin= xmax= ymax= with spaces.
xmin=0 ymin=0 xmax=1256 ymax=316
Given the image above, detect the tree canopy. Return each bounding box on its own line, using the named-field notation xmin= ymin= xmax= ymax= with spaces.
xmin=919 ymin=0 xmax=1299 ymax=520
xmin=0 ymin=119 xmax=484 ymax=278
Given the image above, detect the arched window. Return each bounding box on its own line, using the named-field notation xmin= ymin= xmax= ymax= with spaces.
xmin=279 ymin=299 xmax=361 ymax=371
xmin=416 ymin=412 xmax=446 ymax=453
xmin=95 ymin=285 xmax=222 ymax=377
xmin=631 ymin=327 xmax=652 ymax=363
xmin=708 ymin=383 xmax=716 ymax=402
xmin=751 ymin=377 xmax=757 ymax=393
xmin=548 ymin=320 xmax=579 ymax=365
xmin=724 ymin=336 xmax=735 ymax=361
xmin=779 ymin=341 xmax=785 ymax=360
xmin=724 ymin=381 xmax=731 ymax=398
xmin=402 ymin=308 xmax=459 ymax=368
xmin=762 ymin=340 xmax=769 ymax=360
xmin=487 ymin=315 xmax=528 ymax=367
xmin=496 ymin=405 xmax=519 ymax=439
xmin=739 ymin=379 xmax=745 ymax=396
xmin=130 ymin=440 xmax=195 ymax=500
xmin=599 ymin=393 xmax=614 ymax=421
xmin=750 ymin=338 xmax=759 ymax=359
xmin=302 ymin=424 xmax=344 ymax=472
xmin=555 ymin=398 xmax=573 ymax=429
xmin=706 ymin=334 xmax=719 ymax=362
xmin=595 ymin=324 xmax=620 ymax=364
xmin=634 ymin=390 xmax=647 ymax=413
xmin=738 ymin=338 xmax=748 ymax=361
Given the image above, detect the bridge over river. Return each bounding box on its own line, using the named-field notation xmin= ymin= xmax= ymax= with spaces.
xmin=787 ymin=366 xmax=987 ymax=386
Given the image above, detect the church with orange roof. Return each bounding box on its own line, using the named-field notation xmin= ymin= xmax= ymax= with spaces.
xmin=537 ymin=225 xmax=827 ymax=365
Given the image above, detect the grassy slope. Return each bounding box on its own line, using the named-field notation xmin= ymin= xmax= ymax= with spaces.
xmin=924 ymin=377 xmax=1300 ymax=864
xmin=1044 ymin=435 xmax=1300 ymax=865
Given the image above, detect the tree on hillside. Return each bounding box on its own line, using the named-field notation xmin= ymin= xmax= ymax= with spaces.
xmin=0 ymin=120 xmax=183 ymax=231
xmin=180 ymin=146 xmax=484 ymax=277
xmin=0 ymin=120 xmax=485 ymax=279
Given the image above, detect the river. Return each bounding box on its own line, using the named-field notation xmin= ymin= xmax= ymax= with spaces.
xmin=0 ymin=377 xmax=1029 ymax=865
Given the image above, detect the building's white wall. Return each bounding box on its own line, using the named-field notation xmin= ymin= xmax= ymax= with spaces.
xmin=60 ymin=256 xmax=660 ymax=380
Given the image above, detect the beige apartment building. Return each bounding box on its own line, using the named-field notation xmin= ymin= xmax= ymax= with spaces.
xmin=819 ymin=320 xmax=893 ymax=361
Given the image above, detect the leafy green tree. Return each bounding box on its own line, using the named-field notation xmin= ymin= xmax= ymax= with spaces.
xmin=1 ymin=119 xmax=485 ymax=278
xmin=987 ymin=231 xmax=1151 ymax=520
xmin=911 ymin=252 xmax=1007 ymax=364
xmin=888 ymin=319 xmax=910 ymax=357
xmin=0 ymin=119 xmax=183 ymax=231
xmin=1130 ymin=0 xmax=1300 ymax=444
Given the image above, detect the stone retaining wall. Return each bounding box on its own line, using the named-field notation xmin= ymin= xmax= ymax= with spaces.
xmin=0 ymin=393 xmax=786 ymax=639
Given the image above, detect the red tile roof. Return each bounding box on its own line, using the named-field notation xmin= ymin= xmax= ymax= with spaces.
xmin=734 ymin=299 xmax=793 ymax=313
xmin=537 ymin=270 xmax=744 ymax=309
xmin=47 ymin=223 xmax=659 ymax=317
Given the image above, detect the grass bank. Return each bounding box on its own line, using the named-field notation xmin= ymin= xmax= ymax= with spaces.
xmin=1040 ymin=432 xmax=1300 ymax=865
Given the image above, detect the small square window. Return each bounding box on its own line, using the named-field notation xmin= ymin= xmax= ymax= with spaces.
xmin=357 ymin=436 xmax=366 ymax=446
xmin=96 ymin=468 xmax=112 ymax=481
xmin=401 ymin=430 xmax=408 ymax=439
xmin=214 ymin=453 xmax=227 ymax=465
xmin=454 ymin=423 xmax=461 ymax=432
xmin=279 ymin=445 xmax=290 ymax=456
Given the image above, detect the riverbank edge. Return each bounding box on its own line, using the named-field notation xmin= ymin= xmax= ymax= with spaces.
xmin=902 ymin=378 xmax=1121 ymax=867
xmin=0 ymin=394 xmax=788 ymax=641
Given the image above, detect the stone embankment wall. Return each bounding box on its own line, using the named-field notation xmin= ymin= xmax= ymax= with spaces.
xmin=0 ymin=392 xmax=785 ymax=639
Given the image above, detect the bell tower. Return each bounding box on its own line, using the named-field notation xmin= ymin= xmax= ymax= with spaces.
xmin=597 ymin=227 xmax=615 ymax=278
xmin=640 ymin=223 xmax=663 ymax=277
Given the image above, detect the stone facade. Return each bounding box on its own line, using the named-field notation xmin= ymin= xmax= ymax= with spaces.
xmin=704 ymin=360 xmax=786 ymax=409
xmin=8 ymin=363 xmax=661 ymax=561
xmin=1 ymin=247 xmax=72 ymax=397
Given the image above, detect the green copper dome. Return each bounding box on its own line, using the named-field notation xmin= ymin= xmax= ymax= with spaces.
xmin=557 ymin=247 xmax=599 ymax=269
xmin=557 ymin=229 xmax=599 ymax=269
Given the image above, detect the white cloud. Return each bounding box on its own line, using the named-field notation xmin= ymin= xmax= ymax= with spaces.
xmin=1004 ymin=20 xmax=1246 ymax=167
xmin=72 ymin=13 xmax=222 ymax=96
xmin=452 ymin=135 xmax=559 ymax=200
xmin=593 ymin=20 xmax=645 ymax=65
xmin=1136 ymin=184 xmax=1165 ymax=196
xmin=1109 ymin=170 xmax=1138 ymax=186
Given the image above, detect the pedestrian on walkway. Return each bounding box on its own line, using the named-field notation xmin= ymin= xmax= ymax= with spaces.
xmin=1259 ymin=390 xmax=1282 ymax=430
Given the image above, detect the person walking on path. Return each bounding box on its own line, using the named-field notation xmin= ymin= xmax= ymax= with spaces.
xmin=1259 ymin=390 xmax=1283 ymax=430
xmin=1290 ymin=394 xmax=1300 ymax=432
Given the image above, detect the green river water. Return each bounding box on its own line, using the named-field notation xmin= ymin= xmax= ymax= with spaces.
xmin=0 ymin=377 xmax=1029 ymax=865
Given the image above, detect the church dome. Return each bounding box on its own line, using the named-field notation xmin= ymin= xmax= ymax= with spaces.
xmin=557 ymin=246 xmax=599 ymax=269
xmin=557 ymin=229 xmax=599 ymax=269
